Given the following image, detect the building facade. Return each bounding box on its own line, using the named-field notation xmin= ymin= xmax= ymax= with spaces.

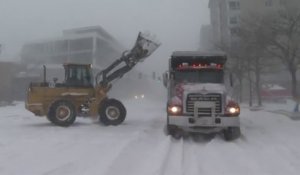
xmin=207 ymin=0 xmax=300 ymax=48
xmin=208 ymin=0 xmax=241 ymax=47
xmin=199 ymin=24 xmax=214 ymax=50
xmin=21 ymin=26 xmax=123 ymax=70
xmin=207 ymin=0 xmax=300 ymax=102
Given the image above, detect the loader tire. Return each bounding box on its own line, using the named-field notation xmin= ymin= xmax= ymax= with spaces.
xmin=46 ymin=114 xmax=54 ymax=123
xmin=99 ymin=99 xmax=126 ymax=126
xmin=48 ymin=100 xmax=76 ymax=127
xmin=223 ymin=127 xmax=241 ymax=141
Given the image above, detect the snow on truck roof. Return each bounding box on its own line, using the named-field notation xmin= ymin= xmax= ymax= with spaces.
xmin=171 ymin=51 xmax=227 ymax=65
xmin=171 ymin=51 xmax=226 ymax=57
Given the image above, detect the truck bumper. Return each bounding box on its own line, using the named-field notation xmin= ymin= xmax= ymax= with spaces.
xmin=168 ymin=116 xmax=240 ymax=133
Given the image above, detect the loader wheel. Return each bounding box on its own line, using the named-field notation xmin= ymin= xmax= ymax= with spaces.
xmin=223 ymin=127 xmax=241 ymax=141
xmin=99 ymin=99 xmax=126 ymax=126
xmin=46 ymin=114 xmax=54 ymax=123
xmin=48 ymin=101 xmax=76 ymax=127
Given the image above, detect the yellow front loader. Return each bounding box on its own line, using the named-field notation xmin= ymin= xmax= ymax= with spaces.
xmin=25 ymin=32 xmax=160 ymax=126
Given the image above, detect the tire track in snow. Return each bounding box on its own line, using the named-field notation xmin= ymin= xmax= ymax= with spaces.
xmin=181 ymin=139 xmax=210 ymax=175
xmin=102 ymin=117 xmax=174 ymax=175
xmin=40 ymin=129 xmax=147 ymax=175
xmin=158 ymin=138 xmax=184 ymax=175
xmin=83 ymin=128 xmax=156 ymax=174
xmin=159 ymin=137 xmax=213 ymax=175
xmin=103 ymin=138 xmax=171 ymax=175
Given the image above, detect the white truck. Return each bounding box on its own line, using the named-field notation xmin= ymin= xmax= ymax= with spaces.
xmin=163 ymin=51 xmax=241 ymax=140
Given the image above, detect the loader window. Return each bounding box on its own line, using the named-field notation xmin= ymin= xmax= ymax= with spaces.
xmin=65 ymin=66 xmax=93 ymax=87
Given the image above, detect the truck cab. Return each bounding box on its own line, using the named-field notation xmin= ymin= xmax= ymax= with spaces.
xmin=164 ymin=51 xmax=241 ymax=140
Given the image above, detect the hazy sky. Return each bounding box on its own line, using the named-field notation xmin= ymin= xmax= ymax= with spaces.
xmin=0 ymin=0 xmax=210 ymax=73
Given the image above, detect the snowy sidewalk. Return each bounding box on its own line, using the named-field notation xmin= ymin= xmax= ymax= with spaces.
xmin=242 ymin=100 xmax=300 ymax=120
xmin=268 ymin=110 xmax=300 ymax=120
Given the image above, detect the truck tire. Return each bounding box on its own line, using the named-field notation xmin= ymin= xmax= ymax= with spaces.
xmin=223 ymin=127 xmax=241 ymax=141
xmin=167 ymin=125 xmax=183 ymax=139
xmin=47 ymin=100 xmax=76 ymax=127
xmin=99 ymin=99 xmax=126 ymax=126
xmin=166 ymin=116 xmax=183 ymax=140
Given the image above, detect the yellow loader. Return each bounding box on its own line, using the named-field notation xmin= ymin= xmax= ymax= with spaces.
xmin=25 ymin=32 xmax=160 ymax=126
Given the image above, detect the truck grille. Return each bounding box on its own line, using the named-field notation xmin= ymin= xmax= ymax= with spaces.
xmin=186 ymin=93 xmax=222 ymax=115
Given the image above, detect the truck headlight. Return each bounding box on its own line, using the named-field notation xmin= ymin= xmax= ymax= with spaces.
xmin=167 ymin=105 xmax=182 ymax=115
xmin=225 ymin=100 xmax=240 ymax=116
xmin=228 ymin=107 xmax=239 ymax=114
xmin=225 ymin=106 xmax=240 ymax=116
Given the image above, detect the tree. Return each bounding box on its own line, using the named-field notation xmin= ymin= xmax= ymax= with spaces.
xmin=264 ymin=5 xmax=300 ymax=110
xmin=213 ymin=1 xmax=300 ymax=108
xmin=218 ymin=15 xmax=271 ymax=107
xmin=214 ymin=42 xmax=246 ymax=103
xmin=237 ymin=14 xmax=274 ymax=107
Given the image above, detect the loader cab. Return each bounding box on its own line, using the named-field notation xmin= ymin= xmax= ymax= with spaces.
xmin=63 ymin=64 xmax=94 ymax=88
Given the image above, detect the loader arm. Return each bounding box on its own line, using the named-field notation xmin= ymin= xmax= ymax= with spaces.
xmin=96 ymin=32 xmax=160 ymax=86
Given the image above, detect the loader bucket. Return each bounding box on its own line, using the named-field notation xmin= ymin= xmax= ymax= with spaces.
xmin=128 ymin=32 xmax=161 ymax=62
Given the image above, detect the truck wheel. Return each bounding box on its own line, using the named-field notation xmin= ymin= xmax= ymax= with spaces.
xmin=99 ymin=99 xmax=126 ymax=126
xmin=166 ymin=116 xmax=183 ymax=139
xmin=223 ymin=127 xmax=241 ymax=141
xmin=166 ymin=124 xmax=183 ymax=139
xmin=47 ymin=100 xmax=76 ymax=127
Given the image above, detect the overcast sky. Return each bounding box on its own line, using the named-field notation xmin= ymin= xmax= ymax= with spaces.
xmin=0 ymin=0 xmax=210 ymax=73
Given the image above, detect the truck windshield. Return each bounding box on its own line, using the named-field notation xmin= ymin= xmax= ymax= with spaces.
xmin=174 ymin=69 xmax=224 ymax=84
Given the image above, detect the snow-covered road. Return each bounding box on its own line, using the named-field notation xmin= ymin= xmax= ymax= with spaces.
xmin=1 ymin=99 xmax=300 ymax=175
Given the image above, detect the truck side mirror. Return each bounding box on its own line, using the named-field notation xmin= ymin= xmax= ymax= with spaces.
xmin=230 ymin=73 xmax=234 ymax=87
xmin=170 ymin=72 xmax=174 ymax=80
xmin=53 ymin=77 xmax=58 ymax=83
xmin=163 ymin=71 xmax=169 ymax=88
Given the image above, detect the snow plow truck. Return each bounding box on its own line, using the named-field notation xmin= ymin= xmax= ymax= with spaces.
xmin=163 ymin=51 xmax=241 ymax=141
xmin=25 ymin=32 xmax=160 ymax=127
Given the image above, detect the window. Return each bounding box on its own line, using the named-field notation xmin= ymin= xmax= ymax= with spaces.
xmin=229 ymin=1 xmax=240 ymax=10
xmin=230 ymin=16 xmax=238 ymax=24
xmin=66 ymin=66 xmax=93 ymax=87
xmin=69 ymin=37 xmax=93 ymax=51
xmin=231 ymin=41 xmax=239 ymax=48
xmin=230 ymin=27 xmax=240 ymax=35
xmin=174 ymin=70 xmax=224 ymax=84
xmin=265 ymin=0 xmax=273 ymax=7
xmin=279 ymin=0 xmax=286 ymax=5
xmin=53 ymin=40 xmax=68 ymax=54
